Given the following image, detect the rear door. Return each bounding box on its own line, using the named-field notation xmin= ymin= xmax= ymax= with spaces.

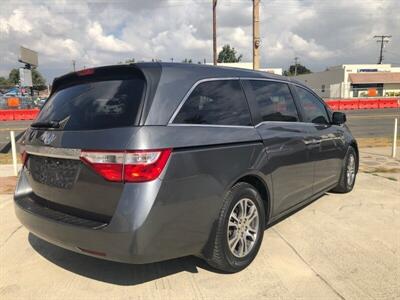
xmin=243 ymin=79 xmax=314 ymax=216
xmin=22 ymin=67 xmax=146 ymax=219
xmin=292 ymin=85 xmax=344 ymax=193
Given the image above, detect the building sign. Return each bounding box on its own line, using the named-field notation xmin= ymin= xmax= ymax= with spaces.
xmin=358 ymin=69 xmax=378 ymax=72
xmin=19 ymin=46 xmax=38 ymax=67
xmin=19 ymin=68 xmax=33 ymax=87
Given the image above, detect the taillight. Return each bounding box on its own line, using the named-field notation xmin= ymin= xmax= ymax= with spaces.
xmin=76 ymin=68 xmax=94 ymax=76
xmin=80 ymin=149 xmax=172 ymax=182
xmin=80 ymin=151 xmax=124 ymax=182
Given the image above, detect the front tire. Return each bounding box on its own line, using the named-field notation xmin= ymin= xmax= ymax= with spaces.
xmin=205 ymin=182 xmax=265 ymax=273
xmin=331 ymin=146 xmax=357 ymax=193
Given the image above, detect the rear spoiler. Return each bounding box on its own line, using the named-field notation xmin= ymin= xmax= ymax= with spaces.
xmin=50 ymin=64 xmax=146 ymax=96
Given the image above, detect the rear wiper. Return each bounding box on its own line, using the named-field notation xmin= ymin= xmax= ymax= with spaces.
xmin=31 ymin=120 xmax=61 ymax=129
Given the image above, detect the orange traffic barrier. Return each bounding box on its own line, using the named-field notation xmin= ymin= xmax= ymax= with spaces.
xmin=325 ymin=97 xmax=399 ymax=110
xmin=0 ymin=109 xmax=40 ymax=121
xmin=325 ymin=100 xmax=340 ymax=110
xmin=13 ymin=109 xmax=40 ymax=120
xmin=358 ymin=99 xmax=379 ymax=109
xmin=378 ymin=99 xmax=398 ymax=109
xmin=339 ymin=100 xmax=359 ymax=110
xmin=0 ymin=110 xmax=14 ymax=121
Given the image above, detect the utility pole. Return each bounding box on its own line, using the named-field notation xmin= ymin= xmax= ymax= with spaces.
xmin=253 ymin=0 xmax=260 ymax=70
xmin=72 ymin=60 xmax=76 ymax=72
xmin=374 ymin=35 xmax=391 ymax=64
xmin=294 ymin=56 xmax=299 ymax=76
xmin=213 ymin=0 xmax=217 ymax=65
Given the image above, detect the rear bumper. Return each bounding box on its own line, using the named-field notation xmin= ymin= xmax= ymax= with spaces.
xmin=14 ymin=173 xmax=202 ymax=264
xmin=15 ymin=199 xmax=146 ymax=263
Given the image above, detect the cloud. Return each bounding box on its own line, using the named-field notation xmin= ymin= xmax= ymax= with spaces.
xmin=0 ymin=0 xmax=399 ymax=82
xmin=87 ymin=21 xmax=134 ymax=53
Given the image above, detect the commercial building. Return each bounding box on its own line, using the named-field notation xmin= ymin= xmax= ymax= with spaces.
xmin=294 ymin=64 xmax=400 ymax=98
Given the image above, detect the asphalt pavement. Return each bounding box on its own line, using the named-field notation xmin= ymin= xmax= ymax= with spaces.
xmin=0 ymin=108 xmax=399 ymax=152
xmin=345 ymin=108 xmax=399 ymax=138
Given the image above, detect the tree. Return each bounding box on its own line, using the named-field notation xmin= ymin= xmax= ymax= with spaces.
xmin=182 ymin=58 xmax=193 ymax=64
xmin=283 ymin=64 xmax=312 ymax=76
xmin=217 ymin=44 xmax=243 ymax=63
xmin=8 ymin=69 xmax=19 ymax=85
xmin=8 ymin=68 xmax=46 ymax=89
xmin=0 ymin=76 xmax=11 ymax=88
xmin=31 ymin=69 xmax=46 ymax=89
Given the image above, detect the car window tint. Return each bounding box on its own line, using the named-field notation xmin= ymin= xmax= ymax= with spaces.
xmin=248 ymin=80 xmax=299 ymax=122
xmin=37 ymin=78 xmax=145 ymax=130
xmin=295 ymin=86 xmax=329 ymax=124
xmin=173 ymin=80 xmax=252 ymax=126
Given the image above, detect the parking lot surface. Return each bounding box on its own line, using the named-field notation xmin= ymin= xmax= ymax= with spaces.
xmin=0 ymin=173 xmax=399 ymax=300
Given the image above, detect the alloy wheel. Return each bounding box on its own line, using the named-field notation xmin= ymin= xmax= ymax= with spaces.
xmin=227 ymin=198 xmax=259 ymax=258
xmin=347 ymin=154 xmax=356 ymax=186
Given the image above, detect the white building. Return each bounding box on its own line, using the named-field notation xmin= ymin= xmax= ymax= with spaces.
xmin=294 ymin=64 xmax=400 ymax=98
xmin=209 ymin=62 xmax=283 ymax=75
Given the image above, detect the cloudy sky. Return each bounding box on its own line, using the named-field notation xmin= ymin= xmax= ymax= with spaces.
xmin=1 ymin=0 xmax=399 ymax=83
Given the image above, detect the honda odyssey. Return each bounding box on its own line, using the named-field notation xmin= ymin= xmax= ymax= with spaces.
xmin=14 ymin=63 xmax=358 ymax=272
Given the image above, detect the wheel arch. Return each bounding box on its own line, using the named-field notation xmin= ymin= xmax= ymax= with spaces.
xmin=233 ymin=174 xmax=272 ymax=226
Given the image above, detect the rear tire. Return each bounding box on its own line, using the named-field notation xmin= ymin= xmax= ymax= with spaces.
xmin=205 ymin=182 xmax=265 ymax=273
xmin=331 ymin=146 xmax=357 ymax=193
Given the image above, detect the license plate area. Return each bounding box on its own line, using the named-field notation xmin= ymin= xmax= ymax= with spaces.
xmin=27 ymin=155 xmax=81 ymax=189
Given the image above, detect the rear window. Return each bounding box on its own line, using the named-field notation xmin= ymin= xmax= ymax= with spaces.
xmin=36 ymin=77 xmax=145 ymax=130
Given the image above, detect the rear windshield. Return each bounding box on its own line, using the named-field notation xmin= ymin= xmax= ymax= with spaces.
xmin=36 ymin=77 xmax=146 ymax=130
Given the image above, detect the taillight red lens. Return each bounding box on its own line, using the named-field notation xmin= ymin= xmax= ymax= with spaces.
xmin=124 ymin=149 xmax=172 ymax=182
xmin=76 ymin=68 xmax=94 ymax=76
xmin=80 ymin=151 xmax=124 ymax=182
xmin=80 ymin=149 xmax=172 ymax=183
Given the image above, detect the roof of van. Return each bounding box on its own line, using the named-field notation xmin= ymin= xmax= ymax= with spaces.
xmin=136 ymin=62 xmax=289 ymax=81
xmin=51 ymin=62 xmax=307 ymax=126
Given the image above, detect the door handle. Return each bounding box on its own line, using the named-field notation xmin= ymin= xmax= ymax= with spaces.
xmin=304 ymin=139 xmax=320 ymax=145
xmin=313 ymin=139 xmax=321 ymax=144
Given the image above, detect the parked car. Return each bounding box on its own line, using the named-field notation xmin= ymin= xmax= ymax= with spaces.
xmin=14 ymin=63 xmax=358 ymax=273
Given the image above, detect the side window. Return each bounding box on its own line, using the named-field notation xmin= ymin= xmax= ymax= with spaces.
xmin=248 ymin=80 xmax=299 ymax=122
xmin=295 ymin=86 xmax=329 ymax=124
xmin=173 ymin=80 xmax=252 ymax=126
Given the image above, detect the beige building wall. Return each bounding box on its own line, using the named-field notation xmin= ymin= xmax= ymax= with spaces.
xmin=294 ymin=67 xmax=345 ymax=98
xmin=295 ymin=64 xmax=399 ymax=98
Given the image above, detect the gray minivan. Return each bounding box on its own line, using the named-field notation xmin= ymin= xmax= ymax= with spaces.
xmin=14 ymin=63 xmax=358 ymax=273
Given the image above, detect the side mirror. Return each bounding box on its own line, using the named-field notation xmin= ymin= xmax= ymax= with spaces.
xmin=332 ymin=112 xmax=346 ymax=125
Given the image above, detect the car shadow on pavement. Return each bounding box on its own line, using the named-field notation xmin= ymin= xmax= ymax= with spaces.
xmin=28 ymin=233 xmax=217 ymax=285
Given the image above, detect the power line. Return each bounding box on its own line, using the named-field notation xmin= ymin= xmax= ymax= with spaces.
xmin=374 ymin=35 xmax=392 ymax=64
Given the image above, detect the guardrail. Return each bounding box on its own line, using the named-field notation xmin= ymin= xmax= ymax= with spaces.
xmin=325 ymin=97 xmax=400 ymax=110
